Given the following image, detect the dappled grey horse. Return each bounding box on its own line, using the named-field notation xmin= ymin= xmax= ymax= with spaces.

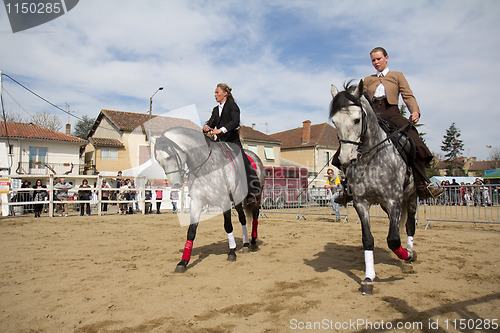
xmin=155 ymin=127 xmax=265 ymax=273
xmin=330 ymin=80 xmax=417 ymax=295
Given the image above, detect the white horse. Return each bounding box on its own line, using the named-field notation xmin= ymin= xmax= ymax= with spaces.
xmin=155 ymin=127 xmax=265 ymax=273
xmin=330 ymin=81 xmax=418 ymax=295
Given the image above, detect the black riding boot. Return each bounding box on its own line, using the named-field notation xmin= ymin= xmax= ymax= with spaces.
xmin=334 ymin=180 xmax=353 ymax=206
xmin=246 ymin=174 xmax=261 ymax=204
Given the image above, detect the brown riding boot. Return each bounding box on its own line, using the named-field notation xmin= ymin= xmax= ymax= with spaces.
xmin=413 ymin=157 xmax=444 ymax=199
xmin=415 ymin=179 xmax=444 ymax=199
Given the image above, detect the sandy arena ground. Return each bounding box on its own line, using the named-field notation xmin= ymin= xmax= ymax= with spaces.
xmin=1 ymin=209 xmax=499 ymax=332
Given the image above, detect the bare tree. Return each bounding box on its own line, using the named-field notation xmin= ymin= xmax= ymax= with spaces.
xmin=1 ymin=110 xmax=28 ymax=123
xmin=31 ymin=111 xmax=62 ymax=132
xmin=488 ymin=147 xmax=500 ymax=169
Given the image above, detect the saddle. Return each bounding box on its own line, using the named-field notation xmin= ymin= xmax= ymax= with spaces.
xmin=377 ymin=117 xmax=416 ymax=167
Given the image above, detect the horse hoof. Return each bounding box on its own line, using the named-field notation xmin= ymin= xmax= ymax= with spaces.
xmin=227 ymin=249 xmax=237 ymax=262
xmin=174 ymin=265 xmax=187 ymax=273
xmin=401 ymin=261 xmax=414 ymax=274
xmin=241 ymin=245 xmax=251 ymax=254
xmin=408 ymin=250 xmax=417 ymax=262
xmin=360 ymin=278 xmax=374 ymax=295
xmin=250 ymin=238 xmax=259 ymax=251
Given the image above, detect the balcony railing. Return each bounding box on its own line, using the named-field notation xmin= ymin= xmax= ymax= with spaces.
xmin=15 ymin=162 xmax=83 ymax=175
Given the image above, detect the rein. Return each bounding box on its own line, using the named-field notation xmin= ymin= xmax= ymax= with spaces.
xmin=338 ymin=96 xmax=411 ymax=163
xmin=161 ymin=139 xmax=213 ymax=180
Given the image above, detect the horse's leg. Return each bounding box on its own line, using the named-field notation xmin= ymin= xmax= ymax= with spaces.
xmin=405 ymin=195 xmax=418 ymax=262
xmin=355 ymin=200 xmax=375 ymax=295
xmin=174 ymin=208 xmax=201 ymax=273
xmin=235 ymin=203 xmax=250 ymax=253
xmin=250 ymin=202 xmax=259 ymax=250
xmin=224 ymin=209 xmax=237 ymax=262
xmin=386 ymin=202 xmax=409 ymax=261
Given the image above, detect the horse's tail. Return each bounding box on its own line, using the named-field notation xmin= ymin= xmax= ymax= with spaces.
xmin=399 ymin=202 xmax=408 ymax=236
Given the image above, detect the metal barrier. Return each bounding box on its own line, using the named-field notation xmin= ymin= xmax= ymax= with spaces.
xmin=260 ymin=188 xmax=349 ymax=222
xmin=4 ymin=177 xmax=499 ymax=227
xmin=259 ymin=186 xmax=500 ymax=227
xmin=423 ymin=184 xmax=500 ymax=228
xmin=1 ymin=174 xmax=182 ymax=217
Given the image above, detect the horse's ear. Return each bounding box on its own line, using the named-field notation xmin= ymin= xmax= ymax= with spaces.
xmin=352 ymin=79 xmax=364 ymax=98
xmin=331 ymin=84 xmax=339 ymax=98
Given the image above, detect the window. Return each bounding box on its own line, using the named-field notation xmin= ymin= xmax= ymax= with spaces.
xmin=101 ymin=148 xmax=118 ymax=160
xmin=264 ymin=146 xmax=275 ymax=161
xmin=324 ymin=151 xmax=331 ymax=165
xmin=284 ymin=168 xmax=297 ymax=178
xmin=247 ymin=145 xmax=258 ymax=155
xmin=29 ymin=147 xmax=47 ymax=169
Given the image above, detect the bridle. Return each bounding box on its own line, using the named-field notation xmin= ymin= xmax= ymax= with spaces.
xmin=336 ymin=94 xmax=403 ymax=161
xmin=336 ymin=94 xmax=368 ymax=147
xmin=159 ymin=140 xmax=213 ymax=181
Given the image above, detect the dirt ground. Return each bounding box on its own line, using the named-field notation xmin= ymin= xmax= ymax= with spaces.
xmin=1 ymin=210 xmax=499 ymax=332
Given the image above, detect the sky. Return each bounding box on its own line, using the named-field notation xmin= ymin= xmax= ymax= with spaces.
xmin=1 ymin=0 xmax=499 ymax=160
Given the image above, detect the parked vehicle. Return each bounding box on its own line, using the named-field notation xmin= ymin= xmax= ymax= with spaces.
xmin=262 ymin=166 xmax=308 ymax=209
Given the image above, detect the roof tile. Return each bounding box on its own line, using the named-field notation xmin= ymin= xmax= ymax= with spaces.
xmin=0 ymin=122 xmax=87 ymax=143
xmin=240 ymin=125 xmax=281 ymax=143
xmin=270 ymin=122 xmax=339 ymax=149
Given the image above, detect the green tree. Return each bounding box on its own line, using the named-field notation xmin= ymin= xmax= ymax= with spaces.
xmin=441 ymin=122 xmax=465 ymax=176
xmin=73 ymin=115 xmax=96 ymax=139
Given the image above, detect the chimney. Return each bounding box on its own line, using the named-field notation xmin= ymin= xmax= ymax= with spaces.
xmin=252 ymin=123 xmax=256 ymax=129
xmin=66 ymin=123 xmax=71 ymax=135
xmin=302 ymin=120 xmax=311 ymax=144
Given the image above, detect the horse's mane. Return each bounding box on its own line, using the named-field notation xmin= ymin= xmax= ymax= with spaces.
xmin=329 ymin=80 xmax=374 ymax=119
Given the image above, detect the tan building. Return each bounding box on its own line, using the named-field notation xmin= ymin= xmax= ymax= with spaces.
xmin=84 ymin=109 xmax=199 ymax=174
xmin=435 ymin=157 xmax=499 ymax=177
xmin=240 ymin=125 xmax=281 ymax=167
xmin=270 ymin=120 xmax=340 ymax=186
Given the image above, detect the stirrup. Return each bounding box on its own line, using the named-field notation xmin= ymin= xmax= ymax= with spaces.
xmin=427 ymin=182 xmax=444 ymax=198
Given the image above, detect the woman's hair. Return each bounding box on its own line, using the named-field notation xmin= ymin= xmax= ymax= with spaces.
xmin=217 ymin=83 xmax=235 ymax=103
xmin=82 ymin=179 xmax=88 ymax=184
xmin=36 ymin=179 xmax=42 ymax=184
xmin=370 ymin=47 xmax=388 ymax=57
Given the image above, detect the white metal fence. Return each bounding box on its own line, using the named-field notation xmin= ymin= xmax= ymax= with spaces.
xmin=259 ymin=187 xmax=500 ymax=226
xmin=4 ymin=179 xmax=499 ymax=227
xmin=421 ymin=184 xmax=500 ymax=228
xmin=2 ymin=174 xmax=185 ymax=217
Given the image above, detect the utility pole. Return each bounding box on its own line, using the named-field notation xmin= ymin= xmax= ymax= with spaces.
xmin=149 ymin=87 xmax=163 ymax=158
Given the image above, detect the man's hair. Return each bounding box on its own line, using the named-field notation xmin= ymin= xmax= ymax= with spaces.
xmin=217 ymin=83 xmax=235 ymax=103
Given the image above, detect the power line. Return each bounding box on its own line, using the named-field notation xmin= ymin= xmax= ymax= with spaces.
xmin=1 ymin=72 xmax=84 ymax=122
xmin=1 ymin=86 xmax=33 ymax=119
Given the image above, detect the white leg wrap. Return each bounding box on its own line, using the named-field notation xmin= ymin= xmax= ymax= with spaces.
xmin=241 ymin=225 xmax=249 ymax=244
xmin=406 ymin=236 xmax=414 ymax=252
xmin=364 ymin=250 xmax=376 ymax=280
xmin=227 ymin=232 xmax=236 ymax=249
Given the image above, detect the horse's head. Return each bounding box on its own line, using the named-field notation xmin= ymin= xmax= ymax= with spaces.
xmin=155 ymin=136 xmax=187 ymax=189
xmin=329 ymin=80 xmax=368 ymax=168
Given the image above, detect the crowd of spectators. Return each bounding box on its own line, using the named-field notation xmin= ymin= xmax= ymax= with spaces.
xmin=8 ymin=173 xmax=179 ymax=217
xmin=430 ymin=178 xmax=498 ymax=206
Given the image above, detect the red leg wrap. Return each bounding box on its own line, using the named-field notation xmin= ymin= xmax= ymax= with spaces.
xmin=182 ymin=240 xmax=194 ymax=261
xmin=393 ymin=246 xmax=409 ymax=260
xmin=251 ymin=217 xmax=258 ymax=238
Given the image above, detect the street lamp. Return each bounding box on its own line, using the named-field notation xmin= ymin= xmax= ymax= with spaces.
xmin=148 ymin=87 xmax=164 ymax=158
xmin=149 ymin=87 xmax=164 ymax=118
